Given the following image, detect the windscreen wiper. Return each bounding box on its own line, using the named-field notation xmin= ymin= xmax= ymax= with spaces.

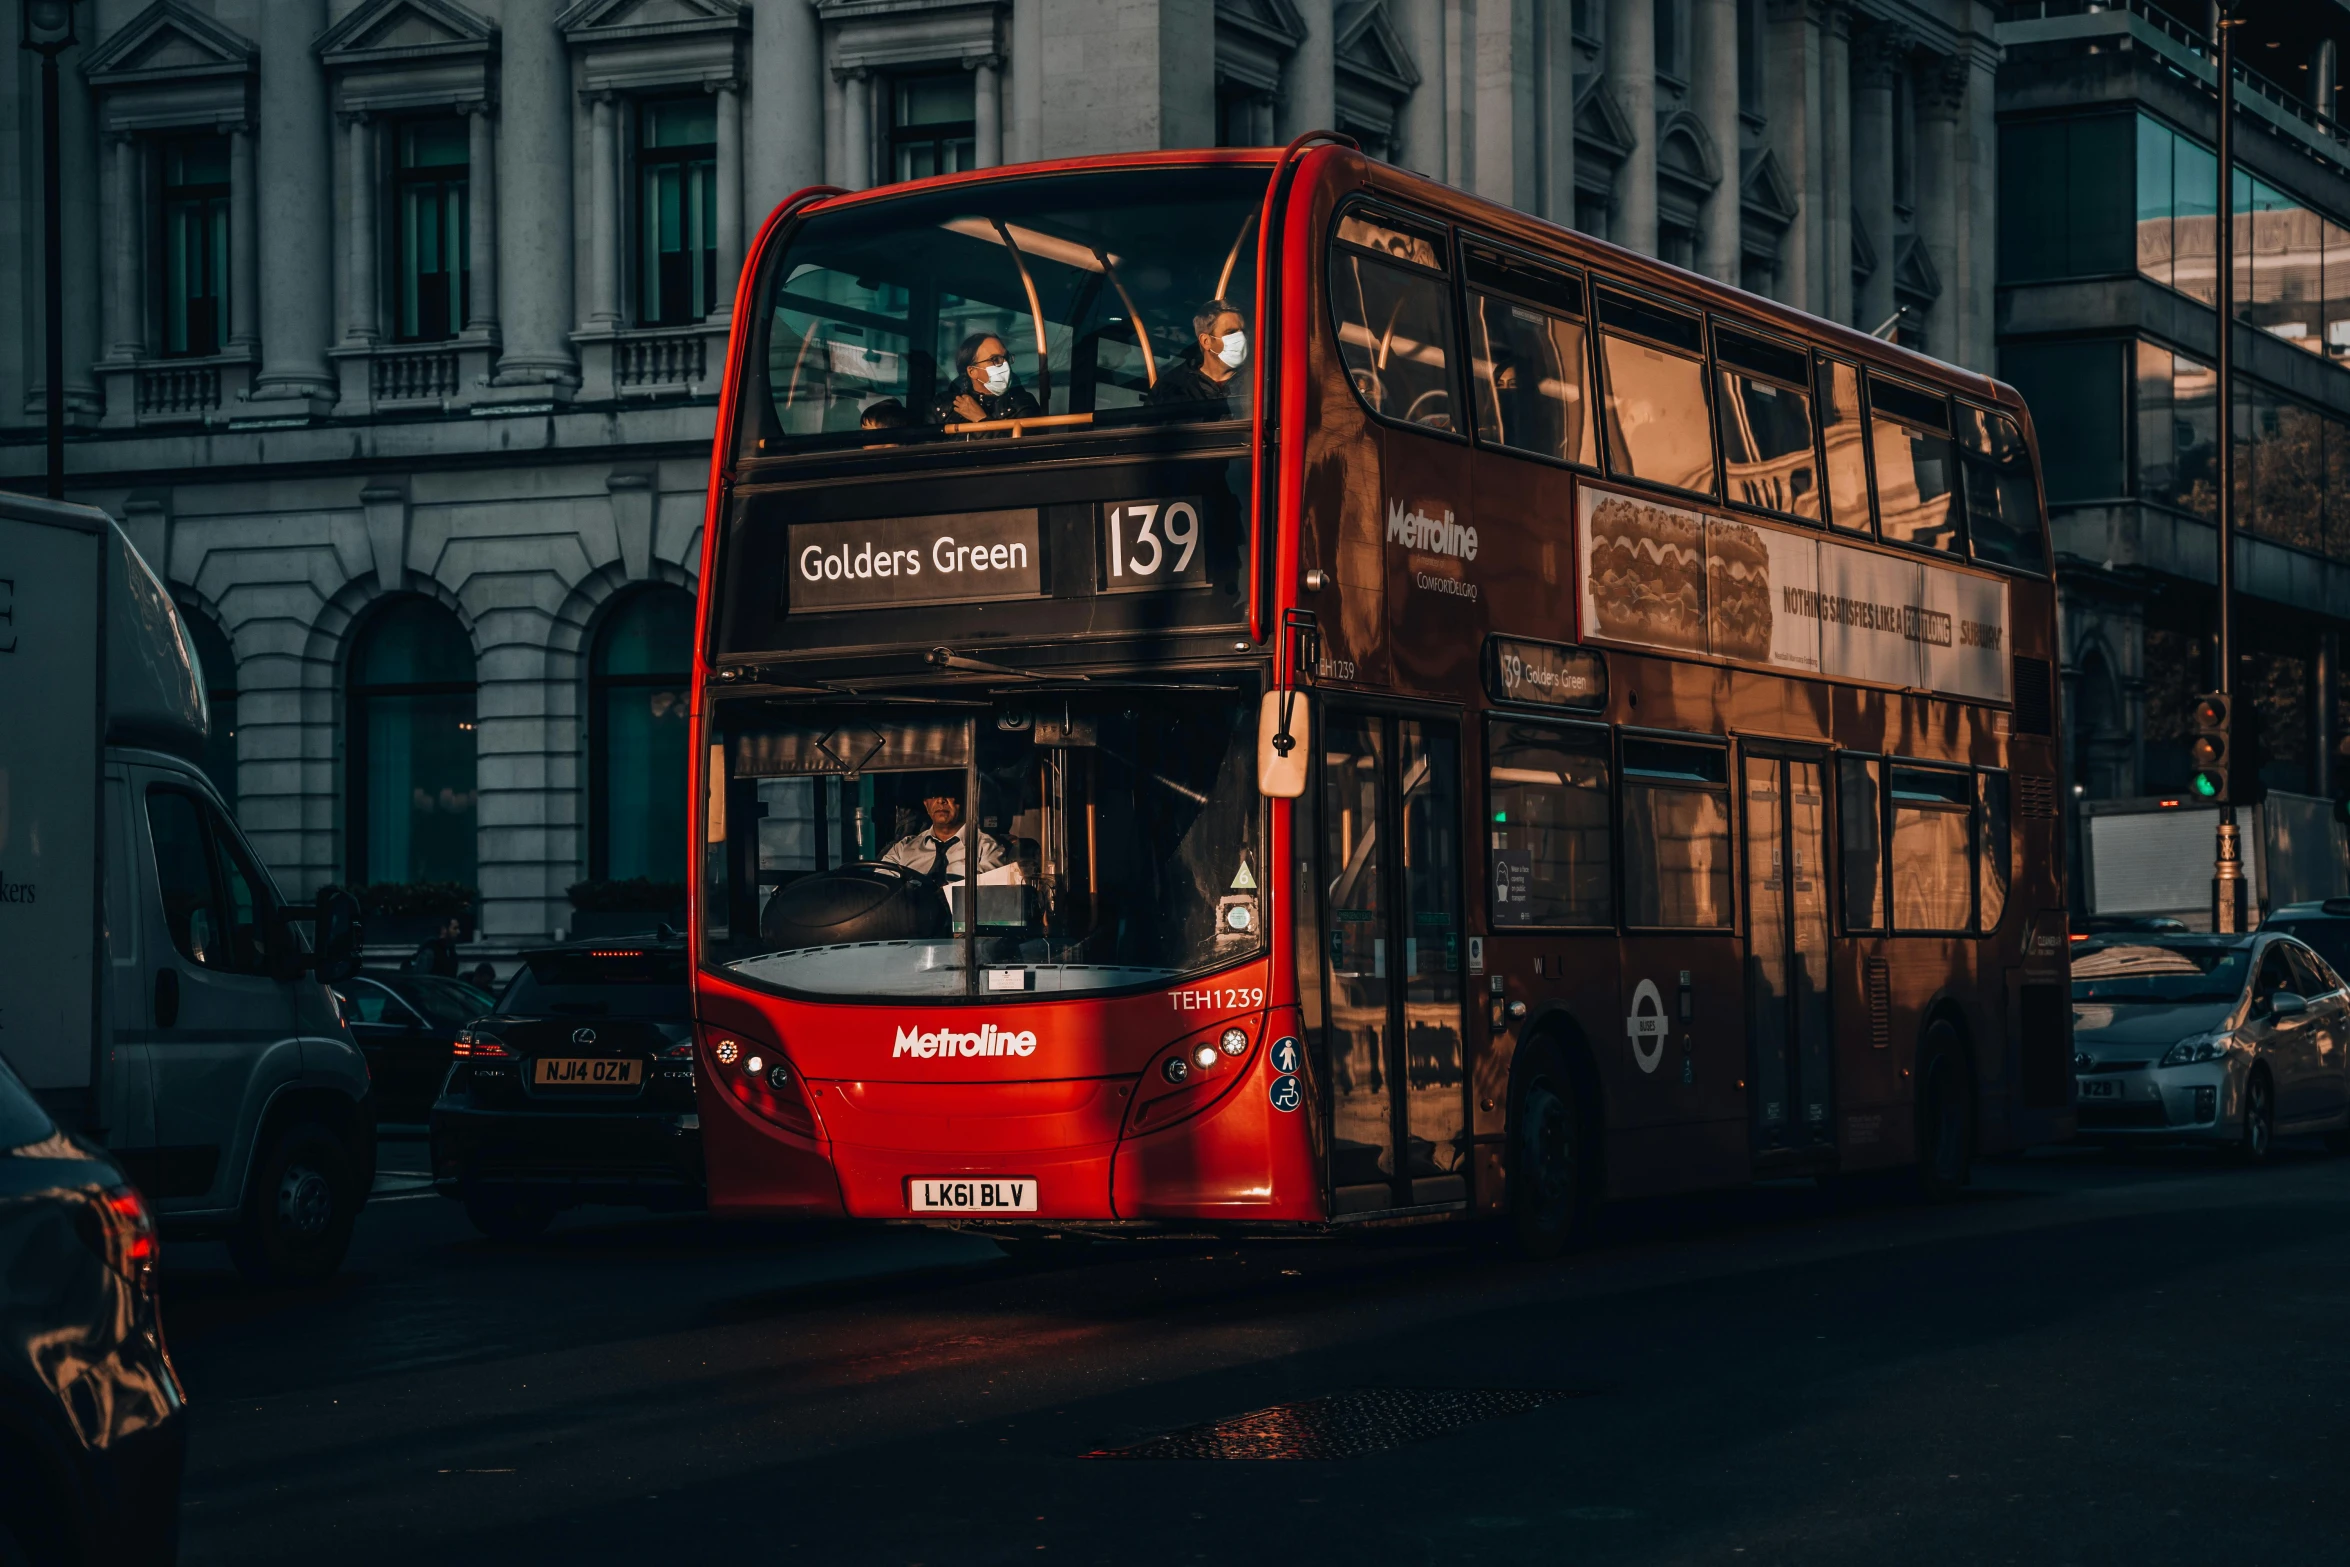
xmin=929 ymin=646 xmax=1081 ymax=682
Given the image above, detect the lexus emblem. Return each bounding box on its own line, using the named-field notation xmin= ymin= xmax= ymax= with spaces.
xmin=572 ymin=1027 xmax=598 ymax=1047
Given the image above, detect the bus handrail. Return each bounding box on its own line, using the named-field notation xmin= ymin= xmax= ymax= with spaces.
xmin=1250 ymin=130 xmax=1359 ymax=648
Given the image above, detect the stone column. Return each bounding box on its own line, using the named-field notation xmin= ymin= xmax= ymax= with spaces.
xmin=713 ymin=80 xmax=744 ymax=317
xmin=839 ymin=68 xmax=872 ymax=191
xmin=253 ymin=0 xmax=335 ymax=404
xmin=1916 ymin=55 xmax=1964 ymax=363
xmin=1008 ymin=0 xmax=1045 ymax=162
xmin=750 ymin=0 xmax=824 ymax=213
xmin=972 ymin=55 xmax=1003 ymax=167
xmin=1820 ymin=0 xmax=1853 ymax=326
xmin=1252 ymin=92 xmax=1277 ymax=146
xmin=1541 ymin=0 xmax=1575 ymax=224
xmin=1849 ymin=23 xmax=1903 ymax=334
xmin=1693 ymin=0 xmax=1743 ymax=282
xmin=1607 ymin=0 xmax=1657 ymax=252
xmin=465 ymin=106 xmax=498 ymax=335
xmin=493 ymin=0 xmax=575 ymax=389
xmin=342 ymin=113 xmax=380 ymax=345
xmin=1475 ymin=0 xmax=1537 ymax=213
xmin=1766 ymin=0 xmax=1822 ymax=311
xmin=1395 ymin=0 xmax=1447 ymax=177
xmin=586 ymin=92 xmax=621 ymax=325
xmin=105 ymin=134 xmax=142 ymax=363
xmin=228 ymin=124 xmax=259 ymax=353
xmin=1286 ymin=0 xmax=1336 ymax=140
xmin=1961 ymin=46 xmax=1998 ymax=371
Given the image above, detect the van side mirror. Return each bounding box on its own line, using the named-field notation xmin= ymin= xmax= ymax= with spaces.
xmin=1257 ymin=689 xmax=1310 ymax=800
xmin=313 ymin=887 xmax=365 ymax=984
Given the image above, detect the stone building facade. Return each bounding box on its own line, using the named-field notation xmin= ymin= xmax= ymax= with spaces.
xmin=2 ymin=0 xmax=2002 ymax=945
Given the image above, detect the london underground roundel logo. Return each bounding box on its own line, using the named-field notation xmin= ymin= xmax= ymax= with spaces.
xmin=1625 ymin=980 xmax=1668 ymax=1074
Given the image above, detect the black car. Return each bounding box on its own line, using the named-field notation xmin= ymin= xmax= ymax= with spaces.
xmin=0 ymin=1055 xmax=185 ymax=1566
xmin=336 ymin=971 xmax=497 ymax=1120
xmin=2264 ymin=899 xmax=2350 ymax=982
xmin=430 ymin=941 xmax=700 ymax=1239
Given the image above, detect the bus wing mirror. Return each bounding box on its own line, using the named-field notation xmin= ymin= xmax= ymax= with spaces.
xmin=1258 ymin=689 xmax=1310 ymax=799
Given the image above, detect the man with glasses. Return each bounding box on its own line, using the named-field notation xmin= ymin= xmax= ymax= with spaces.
xmin=933 ymin=331 xmax=1041 ymax=426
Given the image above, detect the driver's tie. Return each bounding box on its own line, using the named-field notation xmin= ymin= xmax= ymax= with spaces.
xmin=927 ymin=836 xmax=954 ymax=883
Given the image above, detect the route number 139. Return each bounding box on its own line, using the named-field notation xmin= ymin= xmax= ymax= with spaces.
xmin=1101 ymin=499 xmax=1207 ymax=592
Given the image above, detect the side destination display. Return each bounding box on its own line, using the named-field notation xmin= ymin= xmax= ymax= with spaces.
xmin=788 ymin=508 xmax=1044 ymax=612
xmin=1485 ymin=635 xmax=1607 ymax=710
xmin=1577 ymin=484 xmax=2012 ymax=704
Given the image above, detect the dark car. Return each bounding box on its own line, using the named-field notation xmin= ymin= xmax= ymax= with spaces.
xmin=0 ymin=1055 xmax=185 ymax=1566
xmin=2263 ymin=899 xmax=2350 ymax=985
xmin=336 ymin=971 xmax=496 ymax=1121
xmin=430 ymin=941 xmax=700 ymax=1239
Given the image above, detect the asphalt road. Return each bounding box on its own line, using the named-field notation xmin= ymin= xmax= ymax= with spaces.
xmin=160 ymin=1135 xmax=2350 ymax=1566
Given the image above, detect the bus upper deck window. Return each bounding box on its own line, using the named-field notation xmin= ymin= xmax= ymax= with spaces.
xmin=1462 ymin=240 xmax=1591 ymax=467
xmin=1596 ymin=287 xmax=1716 ymax=499
xmin=1330 ymin=207 xmax=1459 ymax=433
xmin=1957 ymin=404 xmax=2046 ymax=572
xmin=1816 ymin=356 xmax=1870 ymax=534
xmin=1713 ymin=323 xmax=1819 ymax=523
xmin=1868 ymin=374 xmax=1964 ymax=555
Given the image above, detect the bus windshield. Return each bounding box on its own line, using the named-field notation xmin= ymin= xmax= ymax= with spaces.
xmin=756 ymin=166 xmax=1270 ymax=452
xmin=704 ymin=687 xmax=1263 ymax=998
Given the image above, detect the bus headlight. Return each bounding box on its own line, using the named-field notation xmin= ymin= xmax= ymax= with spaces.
xmin=1193 ymin=1043 xmax=1219 ymax=1070
xmin=1219 ymin=1027 xmax=1249 ymax=1056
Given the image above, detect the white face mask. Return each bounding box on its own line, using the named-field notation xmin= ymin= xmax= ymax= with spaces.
xmin=1216 ymin=331 xmax=1249 ymax=370
xmin=980 ymin=361 xmax=1012 ymax=396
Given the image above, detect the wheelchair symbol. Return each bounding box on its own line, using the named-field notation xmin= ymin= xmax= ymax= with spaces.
xmin=1269 ymin=1074 xmax=1302 ymax=1113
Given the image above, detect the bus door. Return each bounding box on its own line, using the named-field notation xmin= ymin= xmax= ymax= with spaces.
xmin=1741 ymin=746 xmax=1835 ymax=1159
xmin=1317 ymin=708 xmax=1471 ymax=1216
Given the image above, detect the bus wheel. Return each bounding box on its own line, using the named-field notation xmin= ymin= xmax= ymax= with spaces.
xmin=1913 ymin=1022 xmax=1974 ymax=1203
xmin=1509 ymin=1040 xmax=1587 ymax=1259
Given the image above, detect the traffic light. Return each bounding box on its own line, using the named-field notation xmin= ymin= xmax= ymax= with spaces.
xmin=2189 ymin=692 xmax=2232 ymax=803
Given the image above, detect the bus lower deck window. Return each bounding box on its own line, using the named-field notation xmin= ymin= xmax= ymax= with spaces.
xmin=1889 ymin=765 xmax=1974 ymax=932
xmin=1838 ymin=755 xmax=1883 ymax=931
xmin=1978 ymin=771 xmax=2011 ymax=932
xmin=1487 ymin=721 xmax=1612 ymax=927
xmin=1620 ymin=738 xmax=1731 ymax=928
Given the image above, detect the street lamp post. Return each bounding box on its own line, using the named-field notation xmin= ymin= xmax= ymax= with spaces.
xmin=2210 ymin=5 xmax=2245 ymax=934
xmin=20 ymin=0 xmax=80 ymax=501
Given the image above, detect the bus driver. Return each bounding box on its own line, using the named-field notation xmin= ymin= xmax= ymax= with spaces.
xmin=880 ymin=788 xmax=1009 ymax=885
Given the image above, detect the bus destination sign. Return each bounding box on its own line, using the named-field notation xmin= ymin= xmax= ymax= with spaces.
xmin=788 ymin=509 xmax=1044 ymax=613
xmin=1485 ymin=635 xmax=1607 ymax=710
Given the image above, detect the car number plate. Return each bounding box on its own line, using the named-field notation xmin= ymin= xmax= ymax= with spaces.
xmin=2078 ymin=1078 xmax=2120 ymax=1099
xmin=907 ymin=1178 xmax=1037 ymax=1213
xmin=533 ymin=1057 xmax=642 ymax=1087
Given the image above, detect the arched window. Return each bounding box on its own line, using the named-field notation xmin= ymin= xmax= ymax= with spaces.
xmin=590 ymin=589 xmax=693 ymax=884
xmin=349 ymin=599 xmax=477 ymax=888
xmin=179 ymin=604 xmax=238 ymax=808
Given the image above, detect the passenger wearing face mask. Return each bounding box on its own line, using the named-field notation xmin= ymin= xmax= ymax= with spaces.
xmin=933 ymin=331 xmax=1042 ymax=427
xmin=1146 ymin=299 xmax=1253 ymax=418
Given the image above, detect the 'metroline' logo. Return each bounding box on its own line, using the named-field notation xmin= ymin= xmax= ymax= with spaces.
xmin=1386 ymin=499 xmax=1479 ymax=561
xmin=893 ymin=1023 xmax=1039 ymax=1060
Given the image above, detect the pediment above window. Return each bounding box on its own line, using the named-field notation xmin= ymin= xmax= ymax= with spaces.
xmin=1893 ymin=233 xmax=1942 ymax=306
xmin=83 ymin=1 xmax=255 ymax=133
xmin=561 ymin=0 xmax=747 ymax=90
xmin=1217 ymin=0 xmax=1306 ymax=92
xmin=1335 ymin=0 xmax=1418 ymax=108
xmin=1574 ymin=75 xmax=1637 ymax=176
xmin=1740 ymin=146 xmax=1799 ymax=231
xmin=318 ymin=0 xmax=498 ymax=115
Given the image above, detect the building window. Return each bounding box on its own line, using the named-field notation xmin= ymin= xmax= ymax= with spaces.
xmin=180 ymin=605 xmax=238 ymax=809
xmin=638 ymin=97 xmax=718 ymax=326
xmin=156 ymin=134 xmax=229 ymax=357
xmin=1653 ymin=0 xmax=1685 ymax=81
xmin=2000 ymin=338 xmax=2125 ymax=503
xmin=1216 ymin=84 xmax=1260 ymax=148
xmin=348 ymin=599 xmax=477 ymax=891
xmin=590 ymin=589 xmax=693 ymax=884
xmin=890 ymin=73 xmax=975 ymax=183
xmin=394 ymin=119 xmax=468 ymax=343
xmin=1998 ymin=113 xmax=2133 ymax=284
xmin=1738 ymin=0 xmax=1763 ymax=114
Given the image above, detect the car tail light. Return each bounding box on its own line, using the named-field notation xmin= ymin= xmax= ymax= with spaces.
xmin=89 ymin=1186 xmax=160 ymax=1292
xmin=454 ymin=1028 xmax=513 ymax=1058
xmin=702 ymin=1025 xmax=815 ymax=1137
xmin=661 ymin=1038 xmax=697 ymax=1060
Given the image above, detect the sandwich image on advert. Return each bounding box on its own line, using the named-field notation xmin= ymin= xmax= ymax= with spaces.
xmin=1706 ymin=519 xmax=1774 ymax=664
xmin=1585 ymin=492 xmax=1706 ymax=653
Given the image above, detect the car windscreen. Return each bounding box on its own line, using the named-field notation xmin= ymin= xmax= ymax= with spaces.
xmin=756 ymin=166 xmax=1270 ymax=454
xmin=501 ymin=950 xmax=690 ymax=1019
xmin=0 ymin=1056 xmax=53 ymax=1150
xmin=705 ymin=686 xmax=1264 ymax=999
xmin=2070 ymin=941 xmax=2251 ymax=1004
xmin=2264 ymin=920 xmax=2350 ymax=984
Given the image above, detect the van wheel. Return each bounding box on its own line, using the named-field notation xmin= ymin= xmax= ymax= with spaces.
xmin=1914 ymin=1021 xmax=1974 ymax=1203
xmin=465 ymin=1188 xmax=557 ymax=1241
xmin=228 ymin=1120 xmax=358 ymax=1286
xmin=1509 ymin=1038 xmax=1590 ymax=1259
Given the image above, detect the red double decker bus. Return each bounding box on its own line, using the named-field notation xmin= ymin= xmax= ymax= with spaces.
xmin=689 ymin=140 xmax=2071 ymax=1250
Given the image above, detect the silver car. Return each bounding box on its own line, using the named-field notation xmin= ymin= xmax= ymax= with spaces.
xmin=2071 ymin=932 xmax=2350 ymax=1158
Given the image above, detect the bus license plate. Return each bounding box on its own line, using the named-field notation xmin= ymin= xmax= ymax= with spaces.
xmin=533 ymin=1057 xmax=642 ymax=1087
xmin=908 ymin=1178 xmax=1037 ymax=1213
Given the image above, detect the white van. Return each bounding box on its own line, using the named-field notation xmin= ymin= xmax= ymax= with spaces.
xmin=0 ymin=493 xmax=373 ymax=1283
